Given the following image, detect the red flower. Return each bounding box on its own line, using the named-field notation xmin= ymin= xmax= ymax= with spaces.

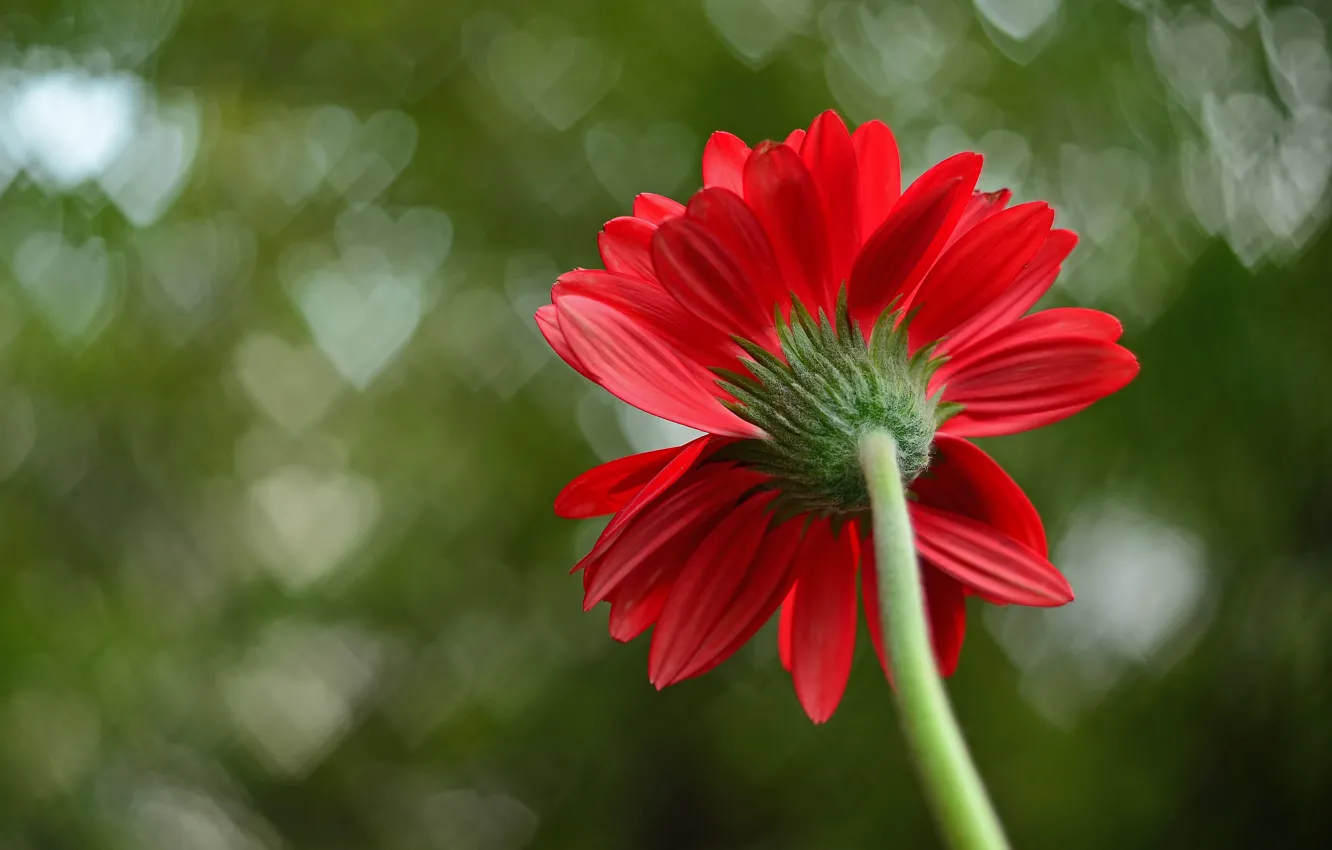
xmin=537 ymin=111 xmax=1137 ymax=723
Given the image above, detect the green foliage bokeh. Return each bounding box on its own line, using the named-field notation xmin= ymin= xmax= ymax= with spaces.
xmin=1 ymin=1 xmax=1330 ymax=848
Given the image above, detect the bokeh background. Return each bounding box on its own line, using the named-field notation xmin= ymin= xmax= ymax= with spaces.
xmin=1 ymin=0 xmax=1330 ymax=847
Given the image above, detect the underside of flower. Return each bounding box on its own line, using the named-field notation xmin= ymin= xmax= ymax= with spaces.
xmin=716 ymin=293 xmax=956 ymax=517
xmin=540 ymin=110 xmax=1138 ymax=725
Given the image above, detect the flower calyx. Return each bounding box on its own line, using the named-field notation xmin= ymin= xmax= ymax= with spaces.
xmin=715 ymin=292 xmax=957 ymax=517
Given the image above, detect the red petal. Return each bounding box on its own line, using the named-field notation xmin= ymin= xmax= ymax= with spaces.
xmin=847 ymin=153 xmax=981 ymax=326
xmin=783 ymin=128 xmax=806 ymax=152
xmin=946 ymin=189 xmax=1012 ymax=248
xmin=702 ymin=131 xmax=750 ymax=193
xmin=598 ymin=539 xmax=690 ymax=639
xmin=946 ymin=229 xmax=1077 ymax=352
xmin=634 ymin=193 xmax=685 ymax=224
xmin=652 ymin=215 xmax=771 ymax=340
xmin=922 ymin=567 xmax=968 ymax=676
xmin=862 ymin=548 xmax=968 ymax=678
xmin=852 ymin=120 xmax=901 ymax=239
xmin=585 ymin=512 xmax=699 ymax=617
xmin=649 ymin=491 xmax=778 ymax=686
xmin=535 ymin=304 xmax=592 ymax=379
xmin=743 ymin=142 xmax=831 ymax=313
xmin=600 ymin=456 xmax=746 ymax=639
xmin=942 ymin=307 xmax=1132 ymax=392
xmin=608 ymin=573 xmax=671 ymax=641
xmin=979 ymin=306 xmax=1123 ymax=344
xmin=575 ymin=435 xmax=715 ymax=572
xmin=598 ymin=216 xmax=657 ymax=281
xmin=597 ymin=470 xmax=750 ymax=633
xmin=555 ymin=445 xmax=685 ymax=519
xmin=940 ymin=306 xmax=1123 ymax=383
xmin=681 ymin=188 xmax=787 ymax=338
xmin=802 ymin=111 xmax=860 ymax=294
xmin=778 ymin=585 xmax=796 ymax=671
xmin=908 ymin=202 xmax=1054 ymax=349
xmin=942 ymin=402 xmax=1095 ymax=438
xmin=583 ymin=464 xmax=764 ymax=606
xmin=857 ymin=523 xmax=888 ymax=677
xmin=937 ymin=316 xmax=1138 ymax=436
xmin=788 ymin=519 xmax=859 ymax=723
xmin=555 ymin=293 xmax=760 ymax=437
xmin=910 ymin=503 xmax=1074 ymax=606
xmin=553 ymin=270 xmax=730 ymax=365
xmin=676 ymin=516 xmax=805 ymax=680
xmin=912 ymin=433 xmax=1047 ymax=557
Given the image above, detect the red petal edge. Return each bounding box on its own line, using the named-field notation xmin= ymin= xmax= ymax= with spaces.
xmin=910 ymin=503 xmax=1074 ymax=607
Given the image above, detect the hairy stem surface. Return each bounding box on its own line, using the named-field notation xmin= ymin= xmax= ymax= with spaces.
xmin=860 ymin=429 xmax=1010 ymax=850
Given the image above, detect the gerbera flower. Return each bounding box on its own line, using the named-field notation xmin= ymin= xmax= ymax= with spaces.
xmin=537 ymin=111 xmax=1137 ymax=723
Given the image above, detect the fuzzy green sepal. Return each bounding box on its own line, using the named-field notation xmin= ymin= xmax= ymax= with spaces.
xmin=715 ymin=291 xmax=949 ymax=516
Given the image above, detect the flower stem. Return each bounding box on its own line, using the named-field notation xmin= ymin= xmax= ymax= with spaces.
xmin=859 ymin=430 xmax=1010 ymax=850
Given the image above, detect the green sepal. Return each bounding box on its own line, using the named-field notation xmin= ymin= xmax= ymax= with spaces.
xmin=933 ymin=400 xmax=965 ymax=427
xmin=716 ymin=294 xmax=952 ymax=516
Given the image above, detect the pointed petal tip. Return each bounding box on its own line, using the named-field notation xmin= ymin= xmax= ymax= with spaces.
xmin=1040 ymin=579 xmax=1076 ymax=607
xmin=1020 ymin=199 xmax=1055 ymax=221
xmin=533 ymin=306 xmax=553 ymax=334
xmin=1109 ymin=345 xmax=1142 ymax=384
xmin=1028 ymin=566 xmax=1075 ymax=607
xmin=703 ymin=132 xmax=751 ymax=193
xmin=937 ymin=150 xmax=983 ymax=179
xmin=633 ymin=193 xmax=686 ymax=224
xmin=707 ymin=129 xmax=745 ymax=145
xmin=795 ymin=687 xmax=837 ymax=724
xmin=951 ymin=153 xmax=985 ymax=192
xmin=1052 ymin=228 xmax=1079 ymax=250
xmin=1099 ymin=314 xmax=1127 ymax=343
xmin=808 ymin=109 xmax=848 ymax=131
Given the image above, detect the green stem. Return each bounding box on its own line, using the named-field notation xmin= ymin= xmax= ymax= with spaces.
xmin=859 ymin=430 xmax=1010 ymax=850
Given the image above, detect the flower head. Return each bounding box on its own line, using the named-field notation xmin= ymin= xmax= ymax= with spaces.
xmin=538 ymin=111 xmax=1138 ymax=723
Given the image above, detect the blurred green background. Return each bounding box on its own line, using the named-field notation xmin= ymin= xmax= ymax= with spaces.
xmin=1 ymin=0 xmax=1330 ymax=847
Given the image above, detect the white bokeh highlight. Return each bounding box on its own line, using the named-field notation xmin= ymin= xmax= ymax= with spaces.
xmin=988 ymin=500 xmax=1211 ymax=726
